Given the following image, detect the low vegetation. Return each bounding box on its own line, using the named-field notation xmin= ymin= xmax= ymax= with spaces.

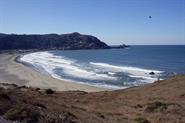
xmin=0 ymin=75 xmax=185 ymax=123
xmin=45 ymin=89 xmax=54 ymax=94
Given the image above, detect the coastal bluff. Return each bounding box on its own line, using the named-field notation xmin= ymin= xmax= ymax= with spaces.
xmin=0 ymin=75 xmax=185 ymax=123
xmin=0 ymin=32 xmax=109 ymax=50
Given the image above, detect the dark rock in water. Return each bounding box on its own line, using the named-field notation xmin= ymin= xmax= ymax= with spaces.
xmin=149 ymin=72 xmax=155 ymax=75
xmin=0 ymin=32 xmax=110 ymax=50
xmin=110 ymin=44 xmax=129 ymax=49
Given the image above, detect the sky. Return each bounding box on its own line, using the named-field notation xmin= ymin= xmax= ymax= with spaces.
xmin=0 ymin=0 xmax=185 ymax=45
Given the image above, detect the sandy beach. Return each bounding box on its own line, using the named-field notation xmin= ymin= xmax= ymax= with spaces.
xmin=0 ymin=52 xmax=106 ymax=92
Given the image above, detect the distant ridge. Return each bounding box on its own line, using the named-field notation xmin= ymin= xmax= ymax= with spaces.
xmin=0 ymin=32 xmax=110 ymax=50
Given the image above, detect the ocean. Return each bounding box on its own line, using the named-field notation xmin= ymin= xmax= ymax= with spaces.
xmin=20 ymin=45 xmax=185 ymax=89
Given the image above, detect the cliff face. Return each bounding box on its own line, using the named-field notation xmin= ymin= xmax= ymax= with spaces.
xmin=0 ymin=32 xmax=110 ymax=50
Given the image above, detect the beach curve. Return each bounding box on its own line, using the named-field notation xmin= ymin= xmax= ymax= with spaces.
xmin=0 ymin=52 xmax=107 ymax=92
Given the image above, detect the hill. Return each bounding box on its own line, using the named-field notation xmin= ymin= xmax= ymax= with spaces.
xmin=0 ymin=32 xmax=110 ymax=50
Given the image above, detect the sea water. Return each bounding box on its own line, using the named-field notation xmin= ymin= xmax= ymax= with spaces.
xmin=20 ymin=45 xmax=185 ymax=89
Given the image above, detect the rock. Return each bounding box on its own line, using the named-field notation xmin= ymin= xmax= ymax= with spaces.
xmin=149 ymin=72 xmax=155 ymax=75
xmin=110 ymin=44 xmax=129 ymax=49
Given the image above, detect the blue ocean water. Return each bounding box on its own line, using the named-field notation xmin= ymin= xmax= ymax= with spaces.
xmin=20 ymin=45 xmax=185 ymax=89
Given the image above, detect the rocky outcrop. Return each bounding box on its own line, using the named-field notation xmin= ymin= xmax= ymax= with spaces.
xmin=149 ymin=72 xmax=155 ymax=75
xmin=0 ymin=32 xmax=110 ymax=50
xmin=110 ymin=44 xmax=129 ymax=49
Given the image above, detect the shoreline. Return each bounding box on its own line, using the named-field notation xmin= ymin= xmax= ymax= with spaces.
xmin=0 ymin=51 xmax=185 ymax=123
xmin=0 ymin=52 xmax=107 ymax=92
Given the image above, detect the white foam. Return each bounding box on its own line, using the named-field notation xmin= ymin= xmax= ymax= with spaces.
xmin=90 ymin=62 xmax=162 ymax=73
xmin=90 ymin=62 xmax=163 ymax=83
xmin=20 ymin=52 xmax=117 ymax=81
xmin=108 ymin=72 xmax=116 ymax=75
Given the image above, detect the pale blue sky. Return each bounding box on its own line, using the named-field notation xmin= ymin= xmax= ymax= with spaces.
xmin=0 ymin=0 xmax=185 ymax=45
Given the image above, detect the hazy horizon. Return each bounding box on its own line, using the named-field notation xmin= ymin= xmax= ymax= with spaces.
xmin=0 ymin=0 xmax=185 ymax=45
